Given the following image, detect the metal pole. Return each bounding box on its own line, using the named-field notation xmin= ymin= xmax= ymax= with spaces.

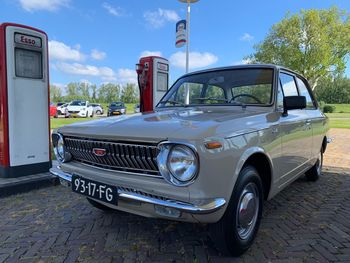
xmin=186 ymin=1 xmax=190 ymax=74
xmin=184 ymin=1 xmax=191 ymax=104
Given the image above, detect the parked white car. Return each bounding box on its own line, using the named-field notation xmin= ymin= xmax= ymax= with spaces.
xmin=66 ymin=100 xmax=94 ymax=118
xmin=57 ymin=103 xmax=68 ymax=116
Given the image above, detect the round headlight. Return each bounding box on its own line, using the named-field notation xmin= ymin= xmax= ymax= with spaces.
xmin=53 ymin=133 xmax=66 ymax=162
xmin=167 ymin=145 xmax=198 ymax=182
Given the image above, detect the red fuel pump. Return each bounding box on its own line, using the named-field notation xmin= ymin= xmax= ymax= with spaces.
xmin=136 ymin=56 xmax=169 ymax=112
xmin=0 ymin=23 xmax=51 ymax=177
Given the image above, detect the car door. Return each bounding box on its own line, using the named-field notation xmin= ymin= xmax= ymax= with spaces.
xmin=277 ymin=72 xmax=313 ymax=187
xmin=295 ymin=76 xmax=324 ymax=161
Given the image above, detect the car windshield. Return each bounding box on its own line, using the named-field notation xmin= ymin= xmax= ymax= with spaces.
xmin=70 ymin=101 xmax=86 ymax=106
xmin=110 ymin=102 xmax=123 ymax=107
xmin=158 ymin=68 xmax=274 ymax=107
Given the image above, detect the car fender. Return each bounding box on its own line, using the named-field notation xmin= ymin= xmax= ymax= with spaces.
xmin=233 ymin=146 xmax=274 ymax=194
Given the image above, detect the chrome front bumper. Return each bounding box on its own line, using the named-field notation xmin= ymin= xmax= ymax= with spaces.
xmin=50 ymin=167 xmax=226 ymax=215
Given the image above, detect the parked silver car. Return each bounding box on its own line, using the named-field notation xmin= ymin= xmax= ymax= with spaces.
xmin=51 ymin=65 xmax=329 ymax=256
xmin=90 ymin=103 xmax=104 ymax=115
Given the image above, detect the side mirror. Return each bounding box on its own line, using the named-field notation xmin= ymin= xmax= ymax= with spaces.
xmin=283 ymin=96 xmax=306 ymax=116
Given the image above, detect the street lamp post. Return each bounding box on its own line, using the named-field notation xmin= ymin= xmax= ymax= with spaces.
xmin=178 ymin=0 xmax=199 ymax=74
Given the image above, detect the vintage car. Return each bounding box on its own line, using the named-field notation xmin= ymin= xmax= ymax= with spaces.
xmin=51 ymin=65 xmax=329 ymax=256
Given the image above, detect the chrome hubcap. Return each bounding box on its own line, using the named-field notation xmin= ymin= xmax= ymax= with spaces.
xmin=236 ymin=183 xmax=259 ymax=240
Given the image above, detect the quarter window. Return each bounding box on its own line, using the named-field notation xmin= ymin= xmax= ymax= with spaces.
xmin=296 ymin=77 xmax=315 ymax=109
xmin=280 ymin=73 xmax=298 ymax=96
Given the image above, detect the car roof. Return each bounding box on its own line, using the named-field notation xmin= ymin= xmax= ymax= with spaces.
xmin=181 ymin=64 xmax=305 ymax=80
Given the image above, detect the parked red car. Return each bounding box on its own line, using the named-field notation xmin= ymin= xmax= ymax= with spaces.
xmin=50 ymin=102 xmax=58 ymax=118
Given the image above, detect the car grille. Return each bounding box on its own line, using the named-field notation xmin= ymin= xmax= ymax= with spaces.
xmin=68 ymin=110 xmax=80 ymax=114
xmin=64 ymin=137 xmax=160 ymax=176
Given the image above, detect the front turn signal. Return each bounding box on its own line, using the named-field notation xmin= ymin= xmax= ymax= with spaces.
xmin=205 ymin=141 xmax=223 ymax=149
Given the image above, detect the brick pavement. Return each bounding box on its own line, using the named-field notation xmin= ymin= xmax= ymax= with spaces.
xmin=0 ymin=129 xmax=349 ymax=262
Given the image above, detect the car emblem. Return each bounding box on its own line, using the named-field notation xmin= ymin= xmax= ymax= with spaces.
xmin=92 ymin=148 xmax=107 ymax=157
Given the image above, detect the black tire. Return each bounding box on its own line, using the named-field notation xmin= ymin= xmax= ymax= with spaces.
xmin=210 ymin=165 xmax=263 ymax=256
xmin=91 ymin=111 xmax=94 ymax=118
xmin=54 ymin=112 xmax=58 ymax=118
xmin=85 ymin=111 xmax=88 ymax=118
xmin=305 ymin=149 xmax=323 ymax=182
xmin=96 ymin=110 xmax=101 ymax=115
xmin=87 ymin=198 xmax=114 ymax=211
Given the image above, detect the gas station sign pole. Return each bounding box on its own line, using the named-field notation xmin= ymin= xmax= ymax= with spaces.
xmin=178 ymin=0 xmax=199 ymax=74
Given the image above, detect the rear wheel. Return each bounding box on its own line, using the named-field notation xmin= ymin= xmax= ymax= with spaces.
xmin=87 ymin=198 xmax=114 ymax=211
xmin=306 ymin=149 xmax=323 ymax=182
xmin=96 ymin=110 xmax=101 ymax=115
xmin=210 ymin=165 xmax=263 ymax=256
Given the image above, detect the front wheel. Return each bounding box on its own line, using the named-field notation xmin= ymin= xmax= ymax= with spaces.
xmin=210 ymin=165 xmax=263 ymax=256
xmin=305 ymin=149 xmax=323 ymax=181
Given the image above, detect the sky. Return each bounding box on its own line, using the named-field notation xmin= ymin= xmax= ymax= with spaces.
xmin=1 ymin=0 xmax=349 ymax=90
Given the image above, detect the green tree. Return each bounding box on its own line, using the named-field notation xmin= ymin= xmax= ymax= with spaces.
xmin=98 ymin=83 xmax=120 ymax=103
xmin=247 ymin=7 xmax=350 ymax=90
xmin=315 ymin=76 xmax=350 ymax=103
xmin=65 ymin=82 xmax=80 ymax=101
xmin=121 ymin=83 xmax=138 ymax=103
xmin=78 ymin=82 xmax=91 ymax=100
xmin=91 ymin=84 xmax=97 ymax=102
xmin=50 ymin=85 xmax=63 ymax=102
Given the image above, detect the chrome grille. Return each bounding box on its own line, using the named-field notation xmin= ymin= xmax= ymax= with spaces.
xmin=64 ymin=137 xmax=160 ymax=176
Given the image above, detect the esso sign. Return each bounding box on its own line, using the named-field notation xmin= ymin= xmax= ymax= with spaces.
xmin=15 ymin=33 xmax=42 ymax=48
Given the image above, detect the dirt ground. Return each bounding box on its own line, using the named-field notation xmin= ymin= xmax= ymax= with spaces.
xmin=323 ymin=128 xmax=350 ymax=170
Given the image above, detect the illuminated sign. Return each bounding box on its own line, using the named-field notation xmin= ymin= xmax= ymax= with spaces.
xmin=15 ymin=33 xmax=42 ymax=48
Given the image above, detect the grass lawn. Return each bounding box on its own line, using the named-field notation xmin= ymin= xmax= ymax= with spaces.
xmin=325 ymin=104 xmax=350 ymax=129
xmin=51 ymin=117 xmax=97 ymax=130
xmin=328 ymin=104 xmax=350 ymax=113
xmin=329 ymin=119 xmax=350 ymax=129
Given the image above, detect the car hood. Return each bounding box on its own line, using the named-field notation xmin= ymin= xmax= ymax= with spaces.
xmin=67 ymin=105 xmax=85 ymax=111
xmin=58 ymin=107 xmax=272 ymax=142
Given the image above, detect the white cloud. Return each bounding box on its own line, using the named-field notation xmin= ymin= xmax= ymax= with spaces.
xmin=91 ymin=49 xmax=106 ymax=60
xmin=144 ymin=8 xmax=180 ymax=28
xmin=239 ymin=33 xmax=254 ymax=42
xmin=116 ymin=69 xmax=137 ymax=84
xmin=232 ymin=58 xmax=253 ymax=65
xmin=102 ymin=2 xmax=124 ymax=16
xmin=49 ymin=40 xmax=85 ymax=62
xmin=19 ymin=0 xmax=69 ymax=12
xmin=55 ymin=62 xmax=117 ymax=81
xmin=140 ymin=50 xmax=162 ymax=58
xmin=170 ymin=51 xmax=218 ymax=69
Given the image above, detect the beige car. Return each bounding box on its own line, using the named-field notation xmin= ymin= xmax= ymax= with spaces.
xmin=51 ymin=65 xmax=329 ymax=256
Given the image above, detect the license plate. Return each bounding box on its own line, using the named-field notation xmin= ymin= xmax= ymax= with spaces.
xmin=71 ymin=113 xmax=77 ymax=117
xmin=72 ymin=175 xmax=118 ymax=205
xmin=113 ymin=111 xmax=120 ymax=115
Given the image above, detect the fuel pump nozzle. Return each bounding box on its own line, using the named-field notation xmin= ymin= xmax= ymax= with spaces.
xmin=136 ymin=63 xmax=149 ymax=112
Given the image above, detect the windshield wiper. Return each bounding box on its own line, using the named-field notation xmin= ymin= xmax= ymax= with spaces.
xmin=159 ymin=100 xmax=186 ymax=107
xmin=229 ymin=100 xmax=247 ymax=109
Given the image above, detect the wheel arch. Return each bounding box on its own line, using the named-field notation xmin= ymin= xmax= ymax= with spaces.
xmin=234 ymin=147 xmax=273 ymax=200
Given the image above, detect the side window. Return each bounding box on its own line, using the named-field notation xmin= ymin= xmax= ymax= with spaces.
xmin=296 ymin=77 xmax=315 ymax=109
xmin=280 ymin=73 xmax=298 ymax=96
